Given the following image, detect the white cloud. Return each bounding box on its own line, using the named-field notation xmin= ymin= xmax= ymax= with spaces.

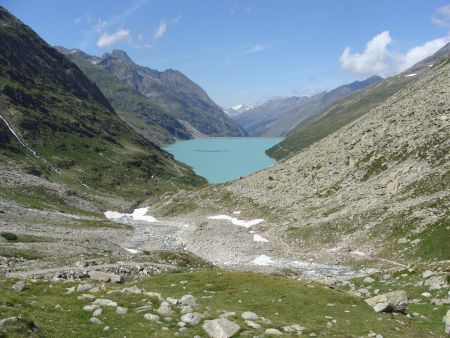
xmin=339 ymin=31 xmax=392 ymax=76
xmin=339 ymin=31 xmax=450 ymax=76
xmin=244 ymin=44 xmax=270 ymax=54
xmin=97 ymin=29 xmax=131 ymax=48
xmin=74 ymin=17 xmax=81 ymax=24
xmin=153 ymin=16 xmax=180 ymax=40
xmin=431 ymin=4 xmax=450 ymax=27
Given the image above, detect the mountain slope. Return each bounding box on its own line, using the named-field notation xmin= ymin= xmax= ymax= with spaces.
xmin=58 ymin=48 xmax=193 ymax=146
xmin=95 ymin=50 xmax=247 ymax=138
xmin=224 ymin=103 xmax=254 ymax=117
xmin=267 ymin=44 xmax=450 ymax=160
xmin=228 ymin=54 xmax=450 ymax=263
xmin=0 ymin=6 xmax=204 ymax=200
xmin=235 ymin=76 xmax=382 ymax=136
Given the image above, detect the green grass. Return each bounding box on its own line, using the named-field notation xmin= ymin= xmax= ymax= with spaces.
xmin=339 ymin=262 xmax=450 ymax=336
xmin=0 ymin=270 xmax=442 ymax=337
xmin=0 ymin=232 xmax=53 ymax=243
xmin=0 ymin=248 xmax=43 ymax=260
xmin=0 ymin=187 xmax=99 ymax=217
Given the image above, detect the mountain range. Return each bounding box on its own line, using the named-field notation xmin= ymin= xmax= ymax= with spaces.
xmin=233 ymin=75 xmax=382 ymax=136
xmin=56 ymin=48 xmax=246 ymax=145
xmin=224 ymin=103 xmax=255 ymax=117
xmin=0 ymin=7 xmax=204 ymax=200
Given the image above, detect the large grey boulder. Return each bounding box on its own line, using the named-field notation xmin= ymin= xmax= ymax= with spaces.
xmin=88 ymin=271 xmax=123 ymax=283
xmin=180 ymin=294 xmax=197 ymax=307
xmin=156 ymin=302 xmax=172 ymax=316
xmin=241 ymin=311 xmax=258 ymax=320
xmin=202 ymin=318 xmax=240 ymax=338
xmin=180 ymin=312 xmax=203 ymax=325
xmin=12 ymin=281 xmax=25 ymax=292
xmin=424 ymin=275 xmax=449 ymax=290
xmin=364 ymin=290 xmax=408 ymax=313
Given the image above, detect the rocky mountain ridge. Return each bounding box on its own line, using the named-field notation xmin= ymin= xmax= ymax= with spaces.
xmin=89 ymin=49 xmax=246 ymax=138
xmin=228 ymin=54 xmax=450 ymax=264
xmin=234 ymin=75 xmax=382 ymax=136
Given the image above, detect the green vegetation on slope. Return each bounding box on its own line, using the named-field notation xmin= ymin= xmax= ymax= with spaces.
xmin=66 ymin=52 xmax=192 ymax=146
xmin=0 ymin=7 xmax=205 ymax=200
xmin=0 ymin=270 xmax=441 ymax=337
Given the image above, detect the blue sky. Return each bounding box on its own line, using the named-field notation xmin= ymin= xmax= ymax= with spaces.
xmin=3 ymin=0 xmax=450 ymax=106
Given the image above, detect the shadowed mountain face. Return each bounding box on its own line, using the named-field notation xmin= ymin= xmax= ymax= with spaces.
xmin=267 ymin=43 xmax=450 ymax=160
xmin=58 ymin=48 xmax=193 ymax=146
xmin=234 ymin=76 xmax=382 ymax=137
xmin=91 ymin=49 xmax=247 ymax=138
xmin=0 ymin=7 xmax=204 ymax=197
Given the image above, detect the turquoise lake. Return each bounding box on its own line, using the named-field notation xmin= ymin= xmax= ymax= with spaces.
xmin=164 ymin=137 xmax=283 ymax=183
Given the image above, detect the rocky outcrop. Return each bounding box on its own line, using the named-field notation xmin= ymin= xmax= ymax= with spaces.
xmin=228 ymin=55 xmax=450 ymax=263
xmin=364 ymin=290 xmax=408 ymax=313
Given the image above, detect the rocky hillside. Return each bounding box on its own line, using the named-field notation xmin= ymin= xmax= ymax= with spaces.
xmin=228 ymin=54 xmax=450 ymax=264
xmin=0 ymin=7 xmax=204 ymax=200
xmin=267 ymin=44 xmax=450 ymax=160
xmin=88 ymin=49 xmax=246 ymax=138
xmin=58 ymin=48 xmax=193 ymax=146
xmin=234 ymin=76 xmax=381 ymax=136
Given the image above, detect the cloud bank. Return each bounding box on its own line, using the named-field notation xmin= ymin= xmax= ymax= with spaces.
xmin=339 ymin=31 xmax=450 ymax=76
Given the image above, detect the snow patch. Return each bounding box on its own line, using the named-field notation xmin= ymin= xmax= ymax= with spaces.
xmin=207 ymin=215 xmax=264 ymax=228
xmin=253 ymin=234 xmax=269 ymax=243
xmin=232 ymin=211 xmax=241 ymax=215
xmin=351 ymin=250 xmax=365 ymax=256
xmin=104 ymin=207 xmax=158 ymax=223
xmin=251 ymin=255 xmax=274 ymax=266
xmin=122 ymin=247 xmax=139 ymax=254
xmin=404 ymin=73 xmax=417 ymax=77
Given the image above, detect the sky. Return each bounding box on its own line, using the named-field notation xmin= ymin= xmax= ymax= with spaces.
xmin=2 ymin=0 xmax=450 ymax=107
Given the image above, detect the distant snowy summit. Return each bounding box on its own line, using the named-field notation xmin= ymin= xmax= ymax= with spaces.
xmin=224 ymin=103 xmax=255 ymax=116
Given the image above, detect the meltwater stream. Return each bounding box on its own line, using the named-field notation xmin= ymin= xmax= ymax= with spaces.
xmin=164 ymin=137 xmax=283 ymax=183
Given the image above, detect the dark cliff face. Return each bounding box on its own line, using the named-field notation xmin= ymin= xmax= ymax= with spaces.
xmin=0 ymin=6 xmax=204 ymax=195
xmin=95 ymin=50 xmax=247 ymax=137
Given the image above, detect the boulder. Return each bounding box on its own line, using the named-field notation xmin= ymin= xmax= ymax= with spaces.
xmin=12 ymin=281 xmax=25 ymax=292
xmin=89 ymin=317 xmax=102 ymax=324
xmin=116 ymin=307 xmax=128 ymax=314
xmin=143 ymin=291 xmax=164 ymax=301
xmin=364 ymin=290 xmax=408 ymax=313
xmin=83 ymin=304 xmax=99 ymax=312
xmin=422 ymin=270 xmax=435 ymax=279
xmin=92 ymin=299 xmax=117 ymax=307
xmin=282 ymin=324 xmax=306 ymax=333
xmin=244 ymin=320 xmax=260 ymax=329
xmin=180 ymin=294 xmax=197 ymax=307
xmin=444 ymin=309 xmax=450 ymax=335
xmin=202 ymin=318 xmax=240 ymax=338
xmin=180 ymin=305 xmax=194 ymax=314
xmin=144 ymin=314 xmax=160 ymax=322
xmin=88 ymin=271 xmax=123 ymax=283
xmin=156 ymin=302 xmax=172 ymax=316
xmin=241 ymin=311 xmax=258 ymax=320
xmin=180 ymin=312 xmax=203 ymax=325
xmin=77 ymin=283 xmax=96 ymax=292
xmin=363 ymin=277 xmax=375 ymax=283
xmin=265 ymin=328 xmax=283 ymax=335
xmin=424 ymin=275 xmax=449 ymax=290
xmin=93 ymin=309 xmax=102 ymax=316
